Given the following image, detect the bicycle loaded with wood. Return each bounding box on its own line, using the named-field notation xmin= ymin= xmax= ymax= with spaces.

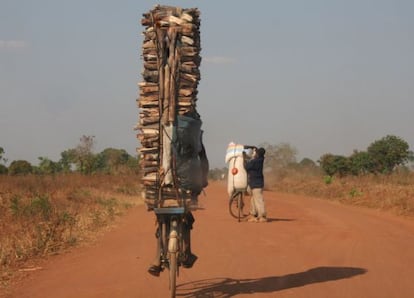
xmin=136 ymin=5 xmax=208 ymax=298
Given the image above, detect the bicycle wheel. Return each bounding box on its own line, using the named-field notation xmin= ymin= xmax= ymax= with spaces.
xmin=229 ymin=192 xmax=239 ymax=219
xmin=229 ymin=192 xmax=245 ymax=221
xmin=168 ymin=238 xmax=178 ymax=298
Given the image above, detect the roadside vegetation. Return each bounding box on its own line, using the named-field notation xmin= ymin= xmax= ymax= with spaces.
xmin=267 ymin=168 xmax=414 ymax=217
xmin=0 ymin=174 xmax=142 ymax=286
xmin=0 ymin=137 xmax=142 ymax=287
xmin=266 ymin=135 xmax=414 ymax=217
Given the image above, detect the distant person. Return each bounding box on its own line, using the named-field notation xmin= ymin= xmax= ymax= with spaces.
xmin=244 ymin=147 xmax=267 ymax=223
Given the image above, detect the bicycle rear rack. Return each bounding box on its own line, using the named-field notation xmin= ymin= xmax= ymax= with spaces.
xmin=154 ymin=207 xmax=185 ymax=215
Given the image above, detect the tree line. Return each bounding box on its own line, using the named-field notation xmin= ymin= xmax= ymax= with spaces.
xmin=0 ymin=135 xmax=139 ymax=175
xmin=319 ymin=135 xmax=413 ymax=177
xmin=208 ymin=134 xmax=413 ymax=180
xmin=1 ymin=134 xmax=412 ymax=178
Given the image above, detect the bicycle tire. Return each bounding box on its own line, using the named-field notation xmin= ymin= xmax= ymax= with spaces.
xmin=228 ymin=192 xmax=239 ymax=219
xmin=169 ymin=239 xmax=177 ymax=298
xmin=229 ymin=192 xmax=248 ymax=221
xmin=168 ymin=231 xmax=178 ymax=298
xmin=237 ymin=194 xmax=242 ymax=221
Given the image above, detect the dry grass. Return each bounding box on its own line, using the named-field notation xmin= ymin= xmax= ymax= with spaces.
xmin=0 ymin=174 xmax=143 ymax=285
xmin=267 ymin=169 xmax=414 ymax=218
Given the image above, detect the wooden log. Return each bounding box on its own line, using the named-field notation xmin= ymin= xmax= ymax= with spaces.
xmin=137 ymin=137 xmax=158 ymax=146
xmin=142 ymin=181 xmax=158 ymax=187
xmin=138 ymin=153 xmax=158 ymax=161
xmin=138 ymin=81 xmax=158 ymax=87
xmin=181 ymin=36 xmax=194 ymax=45
xmin=140 ymin=160 xmax=159 ymax=167
xmin=143 ymin=167 xmax=159 ymax=175
xmin=181 ymin=12 xmax=193 ymax=23
xmin=139 ymin=116 xmax=159 ymax=126
xmin=181 ymin=46 xmax=198 ymax=56
xmin=181 ymin=54 xmax=201 ymax=65
xmin=144 ymin=61 xmax=158 ymax=71
xmin=138 ymin=133 xmax=158 ymax=142
xmin=179 ymin=76 xmax=198 ymax=88
xmin=142 ymin=70 xmax=159 ymax=83
xmin=177 ymin=96 xmax=193 ymax=103
xmin=168 ymin=28 xmax=178 ymax=123
xmin=143 ymin=54 xmax=157 ymax=62
xmin=142 ymin=40 xmax=156 ymax=49
xmin=139 ymin=101 xmax=159 ymax=108
xmin=180 ymin=23 xmax=196 ymax=36
xmin=138 ymin=126 xmax=159 ymax=135
xmin=179 ymin=88 xmax=195 ymax=97
xmin=139 ymin=90 xmax=157 ymax=98
xmin=138 ymin=98 xmax=159 ymax=106
xmin=139 ymin=108 xmax=159 ymax=117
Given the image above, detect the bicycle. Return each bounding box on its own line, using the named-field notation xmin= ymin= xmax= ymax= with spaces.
xmin=229 ymin=189 xmax=250 ymax=222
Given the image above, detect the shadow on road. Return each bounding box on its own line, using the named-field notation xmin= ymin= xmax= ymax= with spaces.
xmin=177 ymin=266 xmax=367 ymax=298
xmin=266 ymin=217 xmax=295 ymax=222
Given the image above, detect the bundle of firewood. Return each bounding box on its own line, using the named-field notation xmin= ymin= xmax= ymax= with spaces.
xmin=135 ymin=5 xmax=202 ymax=207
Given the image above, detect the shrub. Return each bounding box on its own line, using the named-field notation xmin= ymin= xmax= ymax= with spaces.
xmin=8 ymin=160 xmax=33 ymax=175
xmin=0 ymin=164 xmax=7 ymax=175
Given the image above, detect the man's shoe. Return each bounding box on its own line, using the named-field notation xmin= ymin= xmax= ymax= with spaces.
xmin=244 ymin=214 xmax=256 ymax=222
xmin=148 ymin=265 xmax=162 ymax=277
xmin=258 ymin=217 xmax=268 ymax=223
xmin=247 ymin=216 xmax=258 ymax=222
xmin=182 ymin=253 xmax=198 ymax=268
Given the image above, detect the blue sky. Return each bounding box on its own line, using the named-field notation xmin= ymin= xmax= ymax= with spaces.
xmin=1 ymin=0 xmax=413 ymax=168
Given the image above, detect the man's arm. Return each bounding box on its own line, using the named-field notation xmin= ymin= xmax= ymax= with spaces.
xmin=245 ymin=158 xmax=259 ymax=171
xmin=244 ymin=145 xmax=257 ymax=150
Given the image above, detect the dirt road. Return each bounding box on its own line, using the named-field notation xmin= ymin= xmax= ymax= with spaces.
xmin=6 ymin=181 xmax=414 ymax=297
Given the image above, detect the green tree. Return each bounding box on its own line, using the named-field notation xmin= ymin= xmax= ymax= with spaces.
xmin=59 ymin=149 xmax=77 ymax=172
xmin=126 ymin=154 xmax=140 ymax=174
xmin=319 ymin=154 xmax=350 ymax=177
xmin=8 ymin=160 xmax=33 ymax=175
xmin=0 ymin=147 xmax=6 ymax=174
xmin=94 ymin=148 xmax=130 ymax=174
xmin=37 ymin=157 xmax=62 ymax=174
xmin=349 ymin=150 xmax=373 ymax=175
xmin=65 ymin=135 xmax=96 ymax=174
xmin=367 ymin=135 xmax=410 ymax=174
xmin=0 ymin=147 xmax=7 ymax=165
xmin=0 ymin=164 xmax=7 ymax=175
xmin=76 ymin=135 xmax=95 ymax=174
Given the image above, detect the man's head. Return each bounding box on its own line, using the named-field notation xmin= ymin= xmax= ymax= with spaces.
xmin=257 ymin=147 xmax=266 ymax=158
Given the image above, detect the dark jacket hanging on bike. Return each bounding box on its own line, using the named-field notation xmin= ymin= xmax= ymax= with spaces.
xmin=245 ymin=156 xmax=264 ymax=189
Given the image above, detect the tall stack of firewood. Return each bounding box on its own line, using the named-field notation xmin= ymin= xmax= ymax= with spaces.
xmin=135 ymin=5 xmax=202 ymax=207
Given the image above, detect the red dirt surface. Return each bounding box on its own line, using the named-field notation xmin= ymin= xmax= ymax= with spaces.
xmin=5 ymin=181 xmax=414 ymax=298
